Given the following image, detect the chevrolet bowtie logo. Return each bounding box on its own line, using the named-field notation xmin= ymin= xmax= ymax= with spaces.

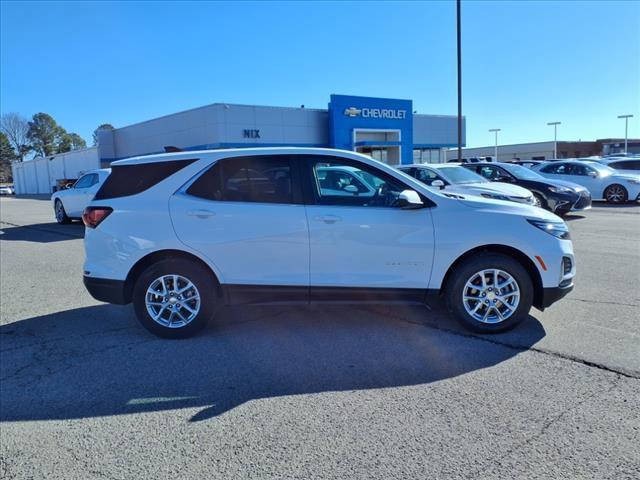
xmin=344 ymin=107 xmax=362 ymax=117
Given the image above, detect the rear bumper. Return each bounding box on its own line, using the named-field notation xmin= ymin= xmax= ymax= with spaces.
xmin=536 ymin=283 xmax=574 ymax=310
xmin=83 ymin=275 xmax=129 ymax=305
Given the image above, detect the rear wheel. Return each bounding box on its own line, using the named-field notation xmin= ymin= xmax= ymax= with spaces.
xmin=604 ymin=184 xmax=628 ymax=204
xmin=54 ymin=199 xmax=71 ymax=224
xmin=133 ymin=258 xmax=219 ymax=338
xmin=445 ymin=254 xmax=533 ymax=333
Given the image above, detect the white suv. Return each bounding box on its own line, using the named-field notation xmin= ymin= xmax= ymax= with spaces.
xmin=82 ymin=148 xmax=575 ymax=338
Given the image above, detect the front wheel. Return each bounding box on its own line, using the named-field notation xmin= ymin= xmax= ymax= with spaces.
xmin=532 ymin=193 xmax=547 ymax=210
xmin=133 ymin=258 xmax=219 ymax=339
xmin=54 ymin=199 xmax=71 ymax=224
xmin=604 ymin=184 xmax=628 ymax=204
xmin=445 ymin=254 xmax=534 ymax=333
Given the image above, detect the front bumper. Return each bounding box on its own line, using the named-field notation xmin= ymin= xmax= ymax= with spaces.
xmin=536 ymin=282 xmax=574 ymax=310
xmin=83 ymin=275 xmax=129 ymax=304
xmin=552 ymin=190 xmax=591 ymax=214
xmin=571 ymin=191 xmax=592 ymax=211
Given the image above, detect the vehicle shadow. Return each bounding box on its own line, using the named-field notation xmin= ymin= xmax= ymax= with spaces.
xmin=12 ymin=194 xmax=52 ymax=201
xmin=563 ymin=214 xmax=586 ymax=222
xmin=591 ymin=201 xmax=640 ymax=209
xmin=0 ymin=222 xmax=84 ymax=242
xmin=0 ymin=303 xmax=546 ymax=423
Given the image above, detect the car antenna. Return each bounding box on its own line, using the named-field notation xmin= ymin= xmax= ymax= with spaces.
xmin=164 ymin=146 xmax=183 ymax=153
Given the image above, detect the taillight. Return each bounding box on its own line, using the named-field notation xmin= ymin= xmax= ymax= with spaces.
xmin=82 ymin=207 xmax=113 ymax=228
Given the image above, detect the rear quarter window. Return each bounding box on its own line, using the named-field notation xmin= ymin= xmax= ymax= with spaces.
xmin=94 ymin=159 xmax=197 ymax=200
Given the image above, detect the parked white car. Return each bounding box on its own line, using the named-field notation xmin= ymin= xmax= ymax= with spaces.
xmin=51 ymin=169 xmax=111 ymax=223
xmin=396 ymin=163 xmax=536 ymax=205
xmin=82 ymin=148 xmax=575 ymax=338
xmin=532 ymin=160 xmax=640 ymax=203
xmin=0 ymin=185 xmax=15 ymax=195
xmin=593 ymin=158 xmax=640 ymax=176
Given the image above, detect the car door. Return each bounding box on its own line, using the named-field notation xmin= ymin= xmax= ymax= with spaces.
xmin=570 ymin=163 xmax=601 ymax=194
xmin=65 ymin=173 xmax=98 ymax=216
xmin=302 ymin=155 xmax=435 ymax=294
xmin=169 ymin=154 xmax=310 ymax=293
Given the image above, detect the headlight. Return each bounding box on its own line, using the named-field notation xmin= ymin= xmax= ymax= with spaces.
xmin=548 ymin=186 xmax=571 ymax=193
xmin=527 ymin=219 xmax=571 ymax=239
xmin=481 ymin=193 xmax=510 ymax=201
xmin=627 ymin=179 xmax=640 ymax=185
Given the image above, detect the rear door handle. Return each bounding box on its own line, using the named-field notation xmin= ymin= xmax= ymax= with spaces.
xmin=187 ymin=209 xmax=216 ymax=218
xmin=314 ymin=215 xmax=342 ymax=224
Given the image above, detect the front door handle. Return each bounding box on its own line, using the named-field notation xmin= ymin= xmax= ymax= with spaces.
xmin=315 ymin=215 xmax=342 ymax=224
xmin=187 ymin=209 xmax=216 ymax=219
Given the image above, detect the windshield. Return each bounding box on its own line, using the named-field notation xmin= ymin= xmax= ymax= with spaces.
xmin=437 ymin=166 xmax=488 ymax=184
xmin=586 ymin=162 xmax=616 ymax=175
xmin=500 ymin=163 xmax=545 ymax=181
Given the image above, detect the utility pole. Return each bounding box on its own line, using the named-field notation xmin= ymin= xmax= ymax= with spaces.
xmin=617 ymin=114 xmax=634 ymax=154
xmin=547 ymin=121 xmax=561 ymax=159
xmin=489 ymin=128 xmax=501 ymax=161
xmin=456 ymin=0 xmax=462 ymax=162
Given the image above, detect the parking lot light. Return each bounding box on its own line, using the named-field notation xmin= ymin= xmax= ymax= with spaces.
xmin=617 ymin=114 xmax=634 ymax=154
xmin=489 ymin=128 xmax=501 ymax=161
xmin=547 ymin=122 xmax=561 ymax=159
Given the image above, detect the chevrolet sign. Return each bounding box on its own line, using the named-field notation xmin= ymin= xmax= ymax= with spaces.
xmin=344 ymin=107 xmax=362 ymax=117
xmin=344 ymin=106 xmax=407 ymax=120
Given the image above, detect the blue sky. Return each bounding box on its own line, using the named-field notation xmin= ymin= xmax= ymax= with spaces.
xmin=1 ymin=0 xmax=638 ymax=148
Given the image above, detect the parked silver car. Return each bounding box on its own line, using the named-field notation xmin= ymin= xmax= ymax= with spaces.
xmin=396 ymin=163 xmax=536 ymax=205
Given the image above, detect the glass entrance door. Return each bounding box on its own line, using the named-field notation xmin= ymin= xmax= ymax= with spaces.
xmin=355 ymin=145 xmax=402 ymax=165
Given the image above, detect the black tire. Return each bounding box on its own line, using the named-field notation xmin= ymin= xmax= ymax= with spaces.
xmin=54 ymin=199 xmax=71 ymax=224
xmin=603 ymin=184 xmax=628 ymax=204
xmin=445 ymin=253 xmax=534 ymax=334
xmin=133 ymin=258 xmax=219 ymax=339
xmin=532 ymin=192 xmax=548 ymax=210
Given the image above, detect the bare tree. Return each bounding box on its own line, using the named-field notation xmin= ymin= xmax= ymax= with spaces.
xmin=0 ymin=112 xmax=30 ymax=161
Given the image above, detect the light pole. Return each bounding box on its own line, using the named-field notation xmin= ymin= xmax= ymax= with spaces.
xmin=617 ymin=114 xmax=634 ymax=154
xmin=489 ymin=128 xmax=501 ymax=161
xmin=456 ymin=0 xmax=462 ymax=162
xmin=547 ymin=121 xmax=561 ymax=159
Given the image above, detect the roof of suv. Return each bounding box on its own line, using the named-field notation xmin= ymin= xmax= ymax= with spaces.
xmin=111 ymin=147 xmax=364 ymax=166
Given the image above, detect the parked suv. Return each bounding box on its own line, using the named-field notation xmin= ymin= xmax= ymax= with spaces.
xmin=82 ymin=148 xmax=575 ymax=338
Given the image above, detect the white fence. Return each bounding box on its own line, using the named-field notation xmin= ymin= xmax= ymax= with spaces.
xmin=11 ymin=147 xmax=101 ymax=195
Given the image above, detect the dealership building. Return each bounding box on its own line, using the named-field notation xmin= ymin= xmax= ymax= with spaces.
xmin=12 ymin=94 xmax=465 ymax=194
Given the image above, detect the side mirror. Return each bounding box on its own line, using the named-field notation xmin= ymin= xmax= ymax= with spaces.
xmin=65 ymin=184 xmax=74 ymax=189
xmin=344 ymin=184 xmax=359 ymax=194
xmin=431 ymin=179 xmax=446 ymax=189
xmin=396 ymin=190 xmax=424 ymax=209
xmin=587 ymin=171 xmax=598 ymax=178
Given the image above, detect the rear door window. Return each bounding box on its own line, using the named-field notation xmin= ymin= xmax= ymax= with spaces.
xmin=541 ymin=163 xmax=566 ymax=174
xmin=187 ymin=155 xmax=299 ymax=204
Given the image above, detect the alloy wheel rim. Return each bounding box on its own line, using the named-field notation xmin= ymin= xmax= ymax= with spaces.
xmin=145 ymin=274 xmax=201 ymax=328
xmin=462 ymin=269 xmax=520 ymax=324
xmin=606 ymin=186 xmax=624 ymax=202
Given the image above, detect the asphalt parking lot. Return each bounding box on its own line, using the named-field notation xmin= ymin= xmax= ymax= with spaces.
xmin=1 ymin=196 xmax=639 ymax=479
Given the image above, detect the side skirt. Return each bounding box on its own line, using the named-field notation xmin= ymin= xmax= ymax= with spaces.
xmin=223 ymin=284 xmax=442 ymax=307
